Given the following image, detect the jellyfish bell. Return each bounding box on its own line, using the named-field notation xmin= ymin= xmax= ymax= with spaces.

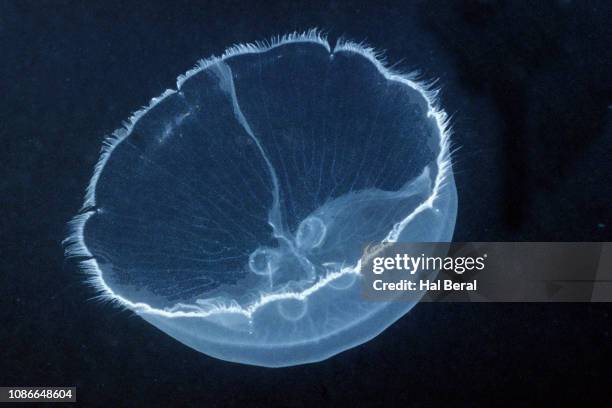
xmin=65 ymin=29 xmax=457 ymax=367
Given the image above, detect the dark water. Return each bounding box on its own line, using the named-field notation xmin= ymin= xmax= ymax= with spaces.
xmin=2 ymin=1 xmax=611 ymax=406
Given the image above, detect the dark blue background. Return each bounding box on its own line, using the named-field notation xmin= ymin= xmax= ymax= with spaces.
xmin=2 ymin=1 xmax=611 ymax=406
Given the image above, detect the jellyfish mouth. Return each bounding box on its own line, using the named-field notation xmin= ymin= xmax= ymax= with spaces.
xmin=64 ymin=29 xmax=454 ymax=326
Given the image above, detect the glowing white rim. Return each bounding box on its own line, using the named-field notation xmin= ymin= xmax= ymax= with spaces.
xmin=63 ymin=28 xmax=453 ymax=320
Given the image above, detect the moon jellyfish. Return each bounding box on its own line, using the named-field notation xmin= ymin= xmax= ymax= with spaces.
xmin=65 ymin=30 xmax=457 ymax=367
